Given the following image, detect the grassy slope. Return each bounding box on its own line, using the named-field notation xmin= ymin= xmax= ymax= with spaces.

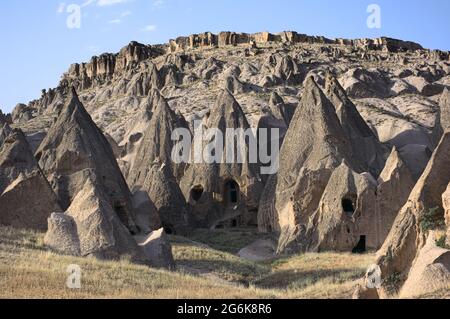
xmin=3 ymin=225 xmax=438 ymax=299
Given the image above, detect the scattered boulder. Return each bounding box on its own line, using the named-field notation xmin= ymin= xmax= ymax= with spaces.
xmin=135 ymin=228 xmax=176 ymax=270
xmin=238 ymin=238 xmax=277 ymax=262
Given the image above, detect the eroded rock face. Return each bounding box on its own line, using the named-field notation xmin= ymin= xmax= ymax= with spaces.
xmin=0 ymin=129 xmax=61 ymax=230
xmin=399 ymin=232 xmax=450 ymax=299
xmin=443 ymin=184 xmax=450 ymax=247
xmin=35 ymin=88 xmax=138 ymax=232
xmin=258 ymin=77 xmax=357 ymax=250
xmin=374 ymin=132 xmax=450 ymax=297
xmin=375 ymin=148 xmax=415 ymax=246
xmin=325 ymin=73 xmax=388 ymax=177
xmin=180 ymin=89 xmax=263 ymax=229
xmin=127 ymin=90 xmax=189 ymax=234
xmin=44 ymin=177 xmax=147 ymax=263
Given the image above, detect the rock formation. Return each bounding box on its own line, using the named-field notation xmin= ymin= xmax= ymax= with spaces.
xmin=258 ymin=76 xmax=357 ymax=250
xmin=180 ymin=89 xmax=263 ymax=229
xmin=373 ymin=132 xmax=450 ymax=297
xmin=35 ymin=87 xmax=138 ymax=233
xmin=127 ymin=90 xmax=189 ymax=234
xmin=135 ymin=228 xmax=176 ymax=270
xmin=0 ymin=129 xmax=61 ymax=230
xmin=324 ymin=73 xmax=388 ymax=176
xmin=44 ymin=177 xmax=146 ymax=263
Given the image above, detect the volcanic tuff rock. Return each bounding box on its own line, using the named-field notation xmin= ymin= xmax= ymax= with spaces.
xmin=180 ymin=89 xmax=263 ymax=229
xmin=258 ymin=77 xmax=357 ymax=247
xmin=44 ymin=177 xmax=147 ymax=263
xmin=0 ymin=129 xmax=61 ymax=230
xmin=35 ymin=88 xmax=138 ymax=232
xmin=135 ymin=228 xmax=176 ymax=270
xmin=373 ymin=132 xmax=450 ymax=297
xmin=324 ymin=72 xmax=388 ymax=176
xmin=127 ymin=90 xmax=189 ymax=234
xmin=4 ymin=31 xmax=450 ymax=281
xmin=399 ymin=232 xmax=450 ymax=298
xmin=443 ymin=184 xmax=450 ymax=247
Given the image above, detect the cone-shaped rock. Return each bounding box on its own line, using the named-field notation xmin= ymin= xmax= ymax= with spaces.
xmin=258 ymin=77 xmax=355 ymax=245
xmin=324 ymin=73 xmax=387 ymax=177
xmin=373 ymin=131 xmax=450 ymax=297
xmin=141 ymin=161 xmax=189 ymax=234
xmin=128 ymin=89 xmax=188 ymax=185
xmin=35 ymin=88 xmax=137 ymax=232
xmin=44 ymin=177 xmax=147 ymax=263
xmin=443 ymin=184 xmax=450 ymax=247
xmin=269 ymin=92 xmax=295 ymax=126
xmin=180 ymin=89 xmax=263 ymax=228
xmin=286 ymin=161 xmax=377 ymax=254
xmin=0 ymin=129 xmax=61 ymax=230
xmin=127 ymin=90 xmax=189 ymax=234
xmin=375 ymin=147 xmax=415 ymax=245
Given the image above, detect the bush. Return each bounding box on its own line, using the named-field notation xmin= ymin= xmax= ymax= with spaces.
xmin=436 ymin=235 xmax=449 ymax=249
xmin=420 ymin=207 xmax=445 ymax=232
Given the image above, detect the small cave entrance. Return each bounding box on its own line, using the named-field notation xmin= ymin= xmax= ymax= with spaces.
xmin=190 ymin=185 xmax=204 ymax=203
xmin=164 ymin=225 xmax=174 ymax=235
xmin=224 ymin=180 xmax=239 ymax=206
xmin=352 ymin=235 xmax=367 ymax=254
xmin=342 ymin=195 xmax=357 ymax=216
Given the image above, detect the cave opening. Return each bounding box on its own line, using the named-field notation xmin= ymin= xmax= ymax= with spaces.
xmin=342 ymin=196 xmax=356 ymax=216
xmin=224 ymin=180 xmax=239 ymax=206
xmin=190 ymin=185 xmax=204 ymax=202
xmin=352 ymin=235 xmax=367 ymax=254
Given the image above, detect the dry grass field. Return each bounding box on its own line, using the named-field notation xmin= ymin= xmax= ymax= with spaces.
xmin=0 ymin=226 xmax=377 ymax=299
xmin=3 ymin=225 xmax=446 ymax=299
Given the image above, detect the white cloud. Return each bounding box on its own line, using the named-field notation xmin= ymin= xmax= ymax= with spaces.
xmin=141 ymin=25 xmax=157 ymax=32
xmin=121 ymin=10 xmax=132 ymax=17
xmin=108 ymin=19 xmax=122 ymax=24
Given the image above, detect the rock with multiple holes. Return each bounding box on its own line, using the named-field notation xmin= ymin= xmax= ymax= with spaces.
xmin=180 ymin=89 xmax=263 ymax=229
xmin=258 ymin=76 xmax=359 ymax=252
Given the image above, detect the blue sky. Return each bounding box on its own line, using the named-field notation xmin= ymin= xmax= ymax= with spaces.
xmin=1 ymin=0 xmax=449 ymax=113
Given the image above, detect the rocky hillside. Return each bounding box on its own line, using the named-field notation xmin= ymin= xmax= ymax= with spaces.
xmin=1 ymin=31 xmax=450 ymax=299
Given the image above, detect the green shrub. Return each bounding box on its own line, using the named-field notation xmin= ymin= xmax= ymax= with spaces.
xmin=420 ymin=207 xmax=445 ymax=232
